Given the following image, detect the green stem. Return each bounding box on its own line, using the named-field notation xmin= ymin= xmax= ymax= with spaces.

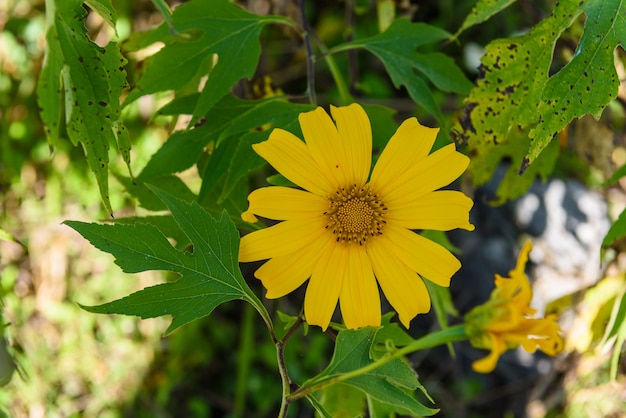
xmin=276 ymin=316 xmax=303 ymax=417
xmin=321 ymin=52 xmax=352 ymax=105
xmin=288 ymin=325 xmax=468 ymax=401
xmin=233 ymin=304 xmax=255 ymax=418
xmin=302 ymin=9 xmax=352 ymax=104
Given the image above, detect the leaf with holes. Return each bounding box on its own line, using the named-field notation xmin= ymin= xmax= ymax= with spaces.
xmin=527 ymin=0 xmax=626 ymax=169
xmin=455 ymin=0 xmax=626 ymax=199
xmin=37 ymin=0 xmax=130 ymax=215
xmin=66 ymin=187 xmax=267 ymax=334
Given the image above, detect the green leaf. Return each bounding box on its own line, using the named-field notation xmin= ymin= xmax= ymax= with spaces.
xmin=602 ymin=161 xmax=626 ymax=186
xmin=115 ymin=173 xmax=197 ymax=211
xmin=470 ymin=130 xmax=560 ymax=203
xmin=197 ymin=97 xmax=314 ymax=202
xmin=320 ymin=383 xmax=366 ymax=418
xmin=67 ymin=187 xmax=267 ymax=334
xmin=337 ymin=19 xmax=472 ymax=121
xmin=124 ymin=0 xmax=294 ymax=125
xmin=312 ymin=327 xmax=438 ymax=417
xmin=455 ymin=0 xmax=626 ymax=193
xmin=527 ymin=0 xmax=626 ymax=168
xmin=113 ymin=215 xmax=189 ymax=250
xmin=85 ymin=0 xmax=117 ymax=30
xmin=37 ymin=0 xmax=130 ymax=214
xmin=602 ymin=206 xmax=626 ymax=248
xmin=136 ymin=126 xmax=211 ymax=182
xmin=140 ymin=95 xmax=313 ymax=185
xmin=454 ymin=1 xmax=581 ymax=148
xmin=452 ymin=0 xmax=516 ymax=39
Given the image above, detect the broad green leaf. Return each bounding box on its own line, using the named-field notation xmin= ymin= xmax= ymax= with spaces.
xmin=336 ymin=19 xmax=472 ymax=121
xmin=602 ymin=206 xmax=626 ymax=248
xmin=527 ymin=0 xmax=626 ymax=168
xmin=140 ymin=95 xmax=313 ymax=185
xmin=452 ymin=0 xmax=516 ymax=39
xmin=197 ymin=97 xmax=314 ymax=202
xmin=37 ymin=0 xmax=131 ymax=214
xmin=124 ymin=0 xmax=294 ymax=125
xmin=136 ymin=125 xmax=211 ymax=182
xmin=67 ymin=187 xmax=267 ymax=334
xmin=115 ymin=173 xmax=196 ymax=211
xmin=113 ymin=215 xmax=189 ymax=250
xmin=311 ymin=327 xmax=438 ymax=417
xmin=320 ymin=383 xmax=366 ymax=418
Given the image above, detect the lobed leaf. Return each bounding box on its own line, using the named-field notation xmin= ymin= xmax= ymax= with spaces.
xmin=124 ymin=0 xmax=294 ymax=125
xmin=68 ymin=187 xmax=266 ymax=334
xmin=337 ymin=19 xmax=472 ymax=122
xmin=455 ymin=0 xmax=626 ymax=201
xmin=37 ymin=0 xmax=130 ymax=215
xmin=527 ymin=0 xmax=626 ymax=168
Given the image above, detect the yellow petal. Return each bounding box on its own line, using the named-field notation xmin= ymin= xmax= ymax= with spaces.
xmin=369 ymin=117 xmax=438 ymax=193
xmin=386 ymin=190 xmax=475 ymax=231
xmin=243 ymin=186 xmax=329 ymax=221
xmin=330 ymin=104 xmax=372 ymax=186
xmin=255 ymin=234 xmax=333 ymax=299
xmin=239 ymin=218 xmax=327 ymax=262
xmin=253 ymin=128 xmax=334 ymax=196
xmin=471 ymin=333 xmax=506 ymax=373
xmin=298 ymin=107 xmax=349 ymax=188
xmin=304 ymin=241 xmax=346 ymax=330
xmin=367 ymin=237 xmax=431 ymax=328
xmin=339 ymin=245 xmax=381 ymax=329
xmin=375 ymin=144 xmax=469 ymax=203
xmin=376 ymin=224 xmax=461 ymax=287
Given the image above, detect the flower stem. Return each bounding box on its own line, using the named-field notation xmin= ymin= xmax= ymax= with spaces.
xmin=288 ymin=325 xmax=468 ymax=401
xmin=276 ymin=315 xmax=304 ymax=417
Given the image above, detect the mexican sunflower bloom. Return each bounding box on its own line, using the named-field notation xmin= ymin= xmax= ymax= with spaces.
xmin=239 ymin=103 xmax=474 ymax=330
xmin=464 ymin=241 xmax=564 ymax=373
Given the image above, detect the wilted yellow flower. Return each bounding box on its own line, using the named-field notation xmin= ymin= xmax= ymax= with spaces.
xmin=465 ymin=241 xmax=563 ymax=373
xmin=239 ymin=104 xmax=474 ymax=330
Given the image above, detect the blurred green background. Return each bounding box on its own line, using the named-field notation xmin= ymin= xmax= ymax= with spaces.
xmin=1 ymin=0 xmax=625 ymax=417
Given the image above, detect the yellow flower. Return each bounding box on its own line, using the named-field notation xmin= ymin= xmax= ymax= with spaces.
xmin=239 ymin=104 xmax=474 ymax=330
xmin=464 ymin=241 xmax=564 ymax=373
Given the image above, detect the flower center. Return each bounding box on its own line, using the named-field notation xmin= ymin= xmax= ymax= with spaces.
xmin=325 ymin=184 xmax=387 ymax=245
